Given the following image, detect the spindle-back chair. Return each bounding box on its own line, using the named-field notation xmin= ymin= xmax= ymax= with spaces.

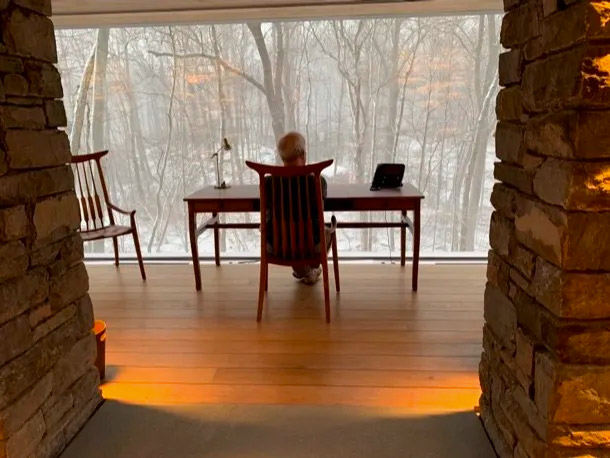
xmin=246 ymin=159 xmax=339 ymax=322
xmin=71 ymin=150 xmax=146 ymax=280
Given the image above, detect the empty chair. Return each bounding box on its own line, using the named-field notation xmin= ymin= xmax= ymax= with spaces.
xmin=246 ymin=159 xmax=340 ymax=322
xmin=71 ymin=150 xmax=146 ymax=280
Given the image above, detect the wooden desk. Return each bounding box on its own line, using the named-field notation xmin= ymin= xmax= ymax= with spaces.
xmin=184 ymin=183 xmax=424 ymax=292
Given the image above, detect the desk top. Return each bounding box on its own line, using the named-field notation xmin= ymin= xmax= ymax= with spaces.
xmin=185 ymin=183 xmax=424 ymax=202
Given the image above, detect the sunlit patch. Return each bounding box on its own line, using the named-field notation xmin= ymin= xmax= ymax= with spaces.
xmin=586 ymin=168 xmax=610 ymax=193
xmin=589 ymin=54 xmax=610 ymax=87
xmin=592 ymin=1 xmax=610 ymax=28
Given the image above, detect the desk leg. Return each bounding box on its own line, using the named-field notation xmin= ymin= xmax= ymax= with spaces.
xmin=412 ymin=201 xmax=421 ymax=292
xmin=400 ymin=210 xmax=407 ymax=267
xmin=188 ymin=204 xmax=202 ymax=291
xmin=213 ymin=212 xmax=220 ymax=266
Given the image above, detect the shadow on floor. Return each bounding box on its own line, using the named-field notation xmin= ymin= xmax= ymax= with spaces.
xmin=62 ymin=401 xmax=495 ymax=458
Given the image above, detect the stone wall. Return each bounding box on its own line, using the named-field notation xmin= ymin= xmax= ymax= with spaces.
xmin=480 ymin=0 xmax=610 ymax=456
xmin=0 ymin=1 xmax=101 ymax=457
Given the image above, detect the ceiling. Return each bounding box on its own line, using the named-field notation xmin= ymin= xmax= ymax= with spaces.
xmin=51 ymin=0 xmax=503 ymax=28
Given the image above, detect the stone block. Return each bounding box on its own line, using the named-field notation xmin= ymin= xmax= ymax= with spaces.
xmin=501 ymin=2 xmax=541 ymax=47
xmin=480 ymin=397 xmax=514 ymax=458
xmin=512 ymin=384 xmax=547 ymax=441
xmin=0 ymin=373 xmax=51 ymax=440
xmin=32 ymin=304 xmax=76 ymax=343
xmin=41 ymin=392 xmax=72 ymax=432
xmin=512 ymin=244 xmax=535 ymax=278
xmin=542 ymin=1 xmax=610 ymax=54
xmin=0 ymin=206 xmax=27 ymax=242
xmin=75 ymin=295 xmax=94 ymax=336
xmin=0 ymin=315 xmax=32 ymax=367
xmin=537 ymin=353 xmax=610 ymax=424
xmin=33 ymin=192 xmax=80 ymax=244
xmin=25 ymin=61 xmax=62 ymax=98
xmin=497 ymin=87 xmax=525 ymax=122
xmin=62 ymin=390 xmax=102 ymax=445
xmin=515 ymin=328 xmax=534 ymax=382
xmin=4 ymin=96 xmax=42 ymax=106
xmin=491 ymin=183 xmax=517 ymax=220
xmin=526 ymin=110 xmax=610 ymax=160
xmin=14 ymin=0 xmax=52 ymax=16
xmin=0 ymin=268 xmax=49 ymax=327
xmin=504 ymin=394 xmax=546 ymax=458
xmin=3 ymin=74 xmax=28 ymax=97
xmin=0 ymin=317 xmax=80 ymax=411
xmin=500 ymin=49 xmax=523 ymax=86
xmin=548 ymin=423 xmax=610 ymax=449
xmin=522 ymin=44 xmax=610 ymax=112
xmin=523 ymin=36 xmax=544 ymax=63
xmin=514 ymin=196 xmax=565 ymax=267
xmin=563 ymin=211 xmax=610 ymax=271
xmin=53 ymin=333 xmax=96 ymax=395
xmin=495 ymin=162 xmax=534 ymax=195
xmin=29 ymin=303 xmax=52 ymax=328
xmin=0 ymin=56 xmax=24 ymax=74
xmin=484 ymin=284 xmax=518 ymax=352
xmin=496 ymin=122 xmax=524 ymax=164
xmin=542 ymin=0 xmax=557 ymax=17
xmin=487 ymin=249 xmax=511 ymax=295
xmin=490 ymin=212 xmax=513 ymax=257
xmin=0 ymin=165 xmax=75 ymax=206
xmin=1 ymin=8 xmax=56 ymax=63
xmin=4 ymin=410 xmax=45 ymax=458
xmin=531 ymin=257 xmax=610 ymax=319
xmin=70 ymin=367 xmax=100 ymax=408
xmin=510 ymin=268 xmax=530 ymax=293
xmin=5 ymin=129 xmax=70 ymax=170
xmin=533 ymin=158 xmax=610 ymax=210
xmin=0 ymin=243 xmax=28 ymax=283
xmin=29 ymin=429 xmax=65 ymax=458
xmin=0 ymin=106 xmax=45 ymax=129
xmin=59 ymin=233 xmax=84 ymax=269
xmin=49 ymin=263 xmax=88 ymax=311
xmin=44 ymin=100 xmax=66 ymax=128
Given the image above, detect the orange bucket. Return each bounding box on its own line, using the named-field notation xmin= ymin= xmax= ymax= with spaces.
xmin=93 ymin=320 xmax=107 ymax=380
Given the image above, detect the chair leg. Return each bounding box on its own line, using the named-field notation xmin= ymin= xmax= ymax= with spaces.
xmin=321 ymin=260 xmax=331 ymax=323
xmin=257 ymin=260 xmax=267 ymax=322
xmin=331 ymin=235 xmax=340 ymax=293
xmin=112 ymin=237 xmax=119 ymax=267
xmin=132 ymin=228 xmax=146 ymax=281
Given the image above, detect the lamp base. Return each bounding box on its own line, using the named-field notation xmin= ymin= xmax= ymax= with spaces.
xmin=214 ymin=182 xmax=231 ymax=189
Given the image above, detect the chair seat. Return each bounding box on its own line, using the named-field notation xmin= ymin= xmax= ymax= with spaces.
xmin=80 ymin=225 xmax=132 ymax=242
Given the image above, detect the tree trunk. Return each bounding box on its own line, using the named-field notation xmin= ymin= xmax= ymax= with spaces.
xmin=69 ymin=42 xmax=96 ymax=153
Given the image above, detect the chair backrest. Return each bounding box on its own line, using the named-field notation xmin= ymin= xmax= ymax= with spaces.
xmin=71 ymin=150 xmax=114 ymax=232
xmin=246 ymin=159 xmax=333 ymax=264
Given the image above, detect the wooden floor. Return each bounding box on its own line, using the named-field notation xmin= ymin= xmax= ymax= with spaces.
xmin=89 ymin=263 xmax=486 ymax=412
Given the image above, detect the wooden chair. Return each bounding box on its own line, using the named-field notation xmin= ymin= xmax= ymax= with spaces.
xmin=71 ymin=150 xmax=146 ymax=280
xmin=246 ymin=159 xmax=340 ymax=322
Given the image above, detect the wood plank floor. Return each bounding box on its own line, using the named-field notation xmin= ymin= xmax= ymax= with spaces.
xmin=88 ymin=263 xmax=486 ymax=412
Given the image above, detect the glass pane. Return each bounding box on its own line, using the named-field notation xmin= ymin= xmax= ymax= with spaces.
xmin=56 ymin=15 xmax=500 ymax=258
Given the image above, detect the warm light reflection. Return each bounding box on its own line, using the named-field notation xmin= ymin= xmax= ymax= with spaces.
xmin=592 ymin=1 xmax=610 ymax=27
xmin=591 ymin=54 xmax=610 ymax=86
xmin=586 ymin=168 xmax=610 ymax=193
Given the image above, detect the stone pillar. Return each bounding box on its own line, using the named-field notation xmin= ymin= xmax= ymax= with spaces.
xmin=480 ymin=0 xmax=610 ymax=456
xmin=0 ymin=1 xmax=101 ymax=457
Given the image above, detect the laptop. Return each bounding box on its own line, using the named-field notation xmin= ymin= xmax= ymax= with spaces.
xmin=370 ymin=163 xmax=405 ymax=191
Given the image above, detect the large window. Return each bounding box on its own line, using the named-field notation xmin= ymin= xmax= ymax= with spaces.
xmin=56 ymin=15 xmax=500 ymax=258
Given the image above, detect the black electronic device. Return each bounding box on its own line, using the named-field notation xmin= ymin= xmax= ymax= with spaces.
xmin=370 ymin=163 xmax=405 ymax=191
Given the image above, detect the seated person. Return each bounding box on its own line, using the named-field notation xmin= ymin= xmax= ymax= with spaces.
xmin=265 ymin=132 xmax=331 ymax=285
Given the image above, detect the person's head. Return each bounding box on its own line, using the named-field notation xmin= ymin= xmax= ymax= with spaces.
xmin=277 ymin=132 xmax=306 ymax=166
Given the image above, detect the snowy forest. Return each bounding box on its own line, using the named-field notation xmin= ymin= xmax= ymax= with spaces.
xmin=55 ymin=14 xmax=500 ymax=258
